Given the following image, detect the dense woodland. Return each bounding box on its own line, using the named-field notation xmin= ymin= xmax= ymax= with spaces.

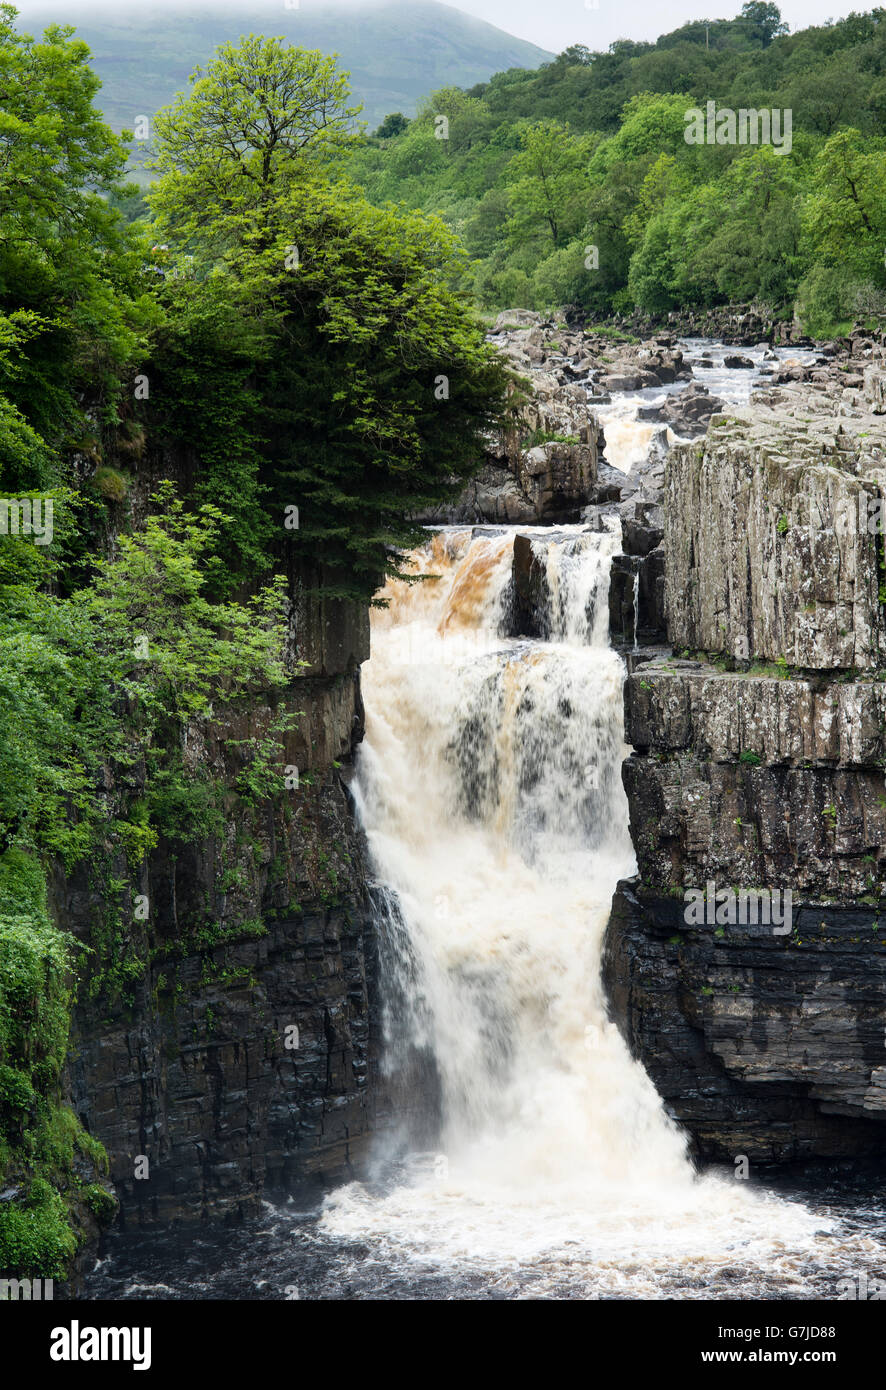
xmin=348 ymin=4 xmax=886 ymax=332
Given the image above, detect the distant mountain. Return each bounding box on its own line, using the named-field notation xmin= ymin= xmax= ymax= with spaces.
xmin=18 ymin=0 xmax=553 ymax=135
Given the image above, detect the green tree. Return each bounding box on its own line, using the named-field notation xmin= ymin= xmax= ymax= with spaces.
xmin=801 ymin=129 xmax=886 ymax=281
xmin=149 ymin=36 xmax=361 ymax=256
xmin=797 ymin=129 xmax=886 ymax=332
xmin=622 ymin=153 xmax=690 ymax=251
xmin=559 ymin=45 xmax=593 ymax=66
xmin=0 ymin=489 xmax=291 ymax=862
xmin=0 ymin=5 xmax=143 ymax=438
xmin=738 ymin=2 xmax=789 ymax=47
xmin=418 ymin=86 xmax=492 ymax=152
xmin=667 ymin=147 xmax=804 ymax=307
xmin=504 ymin=121 xmax=592 ymax=250
xmin=628 ymin=213 xmax=680 ymax=313
xmin=149 ymin=37 xmax=512 ymax=599
xmin=373 ymin=112 xmax=410 ymax=138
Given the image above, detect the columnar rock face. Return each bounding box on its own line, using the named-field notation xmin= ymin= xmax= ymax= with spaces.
xmin=664 ymin=409 xmax=886 ymax=668
xmin=604 ymin=883 xmax=886 ymax=1161
xmin=65 ymin=583 xmax=378 ymax=1226
xmin=621 ymin=659 xmax=886 ymax=903
xmin=607 ymin=654 xmax=886 ymax=1160
xmin=625 ymin=665 xmax=886 ymax=769
xmin=604 ymin=356 xmax=886 ymax=1163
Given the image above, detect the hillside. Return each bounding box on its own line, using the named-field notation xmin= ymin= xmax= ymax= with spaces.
xmin=17 ymin=0 xmax=552 ymax=134
xmin=346 ymin=5 xmax=886 ymax=330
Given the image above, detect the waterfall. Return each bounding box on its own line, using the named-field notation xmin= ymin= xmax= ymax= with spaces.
xmin=594 ymin=403 xmax=673 ymax=472
xmin=533 ymin=528 xmax=615 ymax=646
xmin=320 ymin=524 xmax=829 ymax=1296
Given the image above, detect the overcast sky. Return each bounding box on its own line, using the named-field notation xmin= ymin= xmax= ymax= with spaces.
xmin=14 ymin=0 xmax=866 ymax=54
xmin=455 ymin=0 xmax=864 ymax=53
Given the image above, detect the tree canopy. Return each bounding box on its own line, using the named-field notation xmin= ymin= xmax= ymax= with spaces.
xmin=147 ymin=35 xmax=512 ymax=598
xmin=348 ymin=5 xmax=886 ymax=331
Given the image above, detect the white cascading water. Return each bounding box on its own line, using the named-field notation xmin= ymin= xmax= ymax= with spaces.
xmin=593 ymin=403 xmax=676 ymax=472
xmin=319 ymin=523 xmax=847 ymax=1297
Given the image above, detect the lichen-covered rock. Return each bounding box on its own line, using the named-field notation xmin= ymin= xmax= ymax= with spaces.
xmin=664 ymin=406 xmax=886 ymax=668
xmin=625 ymin=661 xmax=886 ymax=766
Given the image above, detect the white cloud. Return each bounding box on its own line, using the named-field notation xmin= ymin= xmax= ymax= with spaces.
xmin=11 ymin=0 xmax=865 ymax=55
xmin=447 ymin=0 xmax=863 ymax=53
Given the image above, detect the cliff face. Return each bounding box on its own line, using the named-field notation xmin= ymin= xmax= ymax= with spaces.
xmin=664 ymin=411 xmax=886 ymax=668
xmin=606 ymin=663 xmax=886 ymax=1161
xmin=50 ymin=321 xmax=886 ymax=1250
xmin=61 ymin=576 xmax=377 ymax=1228
xmin=604 ymin=345 xmax=886 ymax=1163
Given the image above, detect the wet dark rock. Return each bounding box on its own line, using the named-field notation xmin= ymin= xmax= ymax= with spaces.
xmin=587 ymin=459 xmax=625 ymax=504
xmin=609 ymin=550 xmax=666 ymax=648
xmin=509 ymin=532 xmax=546 ymax=637
xmin=604 ymin=880 xmax=886 ymax=1162
xmin=621 ymin=509 xmax=662 ymax=557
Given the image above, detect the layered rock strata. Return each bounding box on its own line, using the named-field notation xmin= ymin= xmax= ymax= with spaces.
xmin=604 ymin=353 xmax=886 ymax=1163
xmin=65 ymin=586 xmax=377 ymax=1227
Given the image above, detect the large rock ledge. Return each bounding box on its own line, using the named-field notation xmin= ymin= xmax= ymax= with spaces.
xmin=604 ymin=880 xmax=886 ymax=1162
xmin=620 ymin=655 xmax=886 ymax=909
xmin=664 ymin=406 xmax=886 ymax=669
xmin=626 ymin=660 xmax=886 ymax=767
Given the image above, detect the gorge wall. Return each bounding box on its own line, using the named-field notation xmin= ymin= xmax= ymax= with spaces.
xmin=603 ymin=347 xmax=886 ymax=1163
xmin=58 ymin=527 xmax=378 ymax=1233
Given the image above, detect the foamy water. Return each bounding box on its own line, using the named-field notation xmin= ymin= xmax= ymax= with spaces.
xmin=316 ymin=523 xmax=851 ymax=1298
xmin=594 ymin=339 xmax=820 ymax=473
